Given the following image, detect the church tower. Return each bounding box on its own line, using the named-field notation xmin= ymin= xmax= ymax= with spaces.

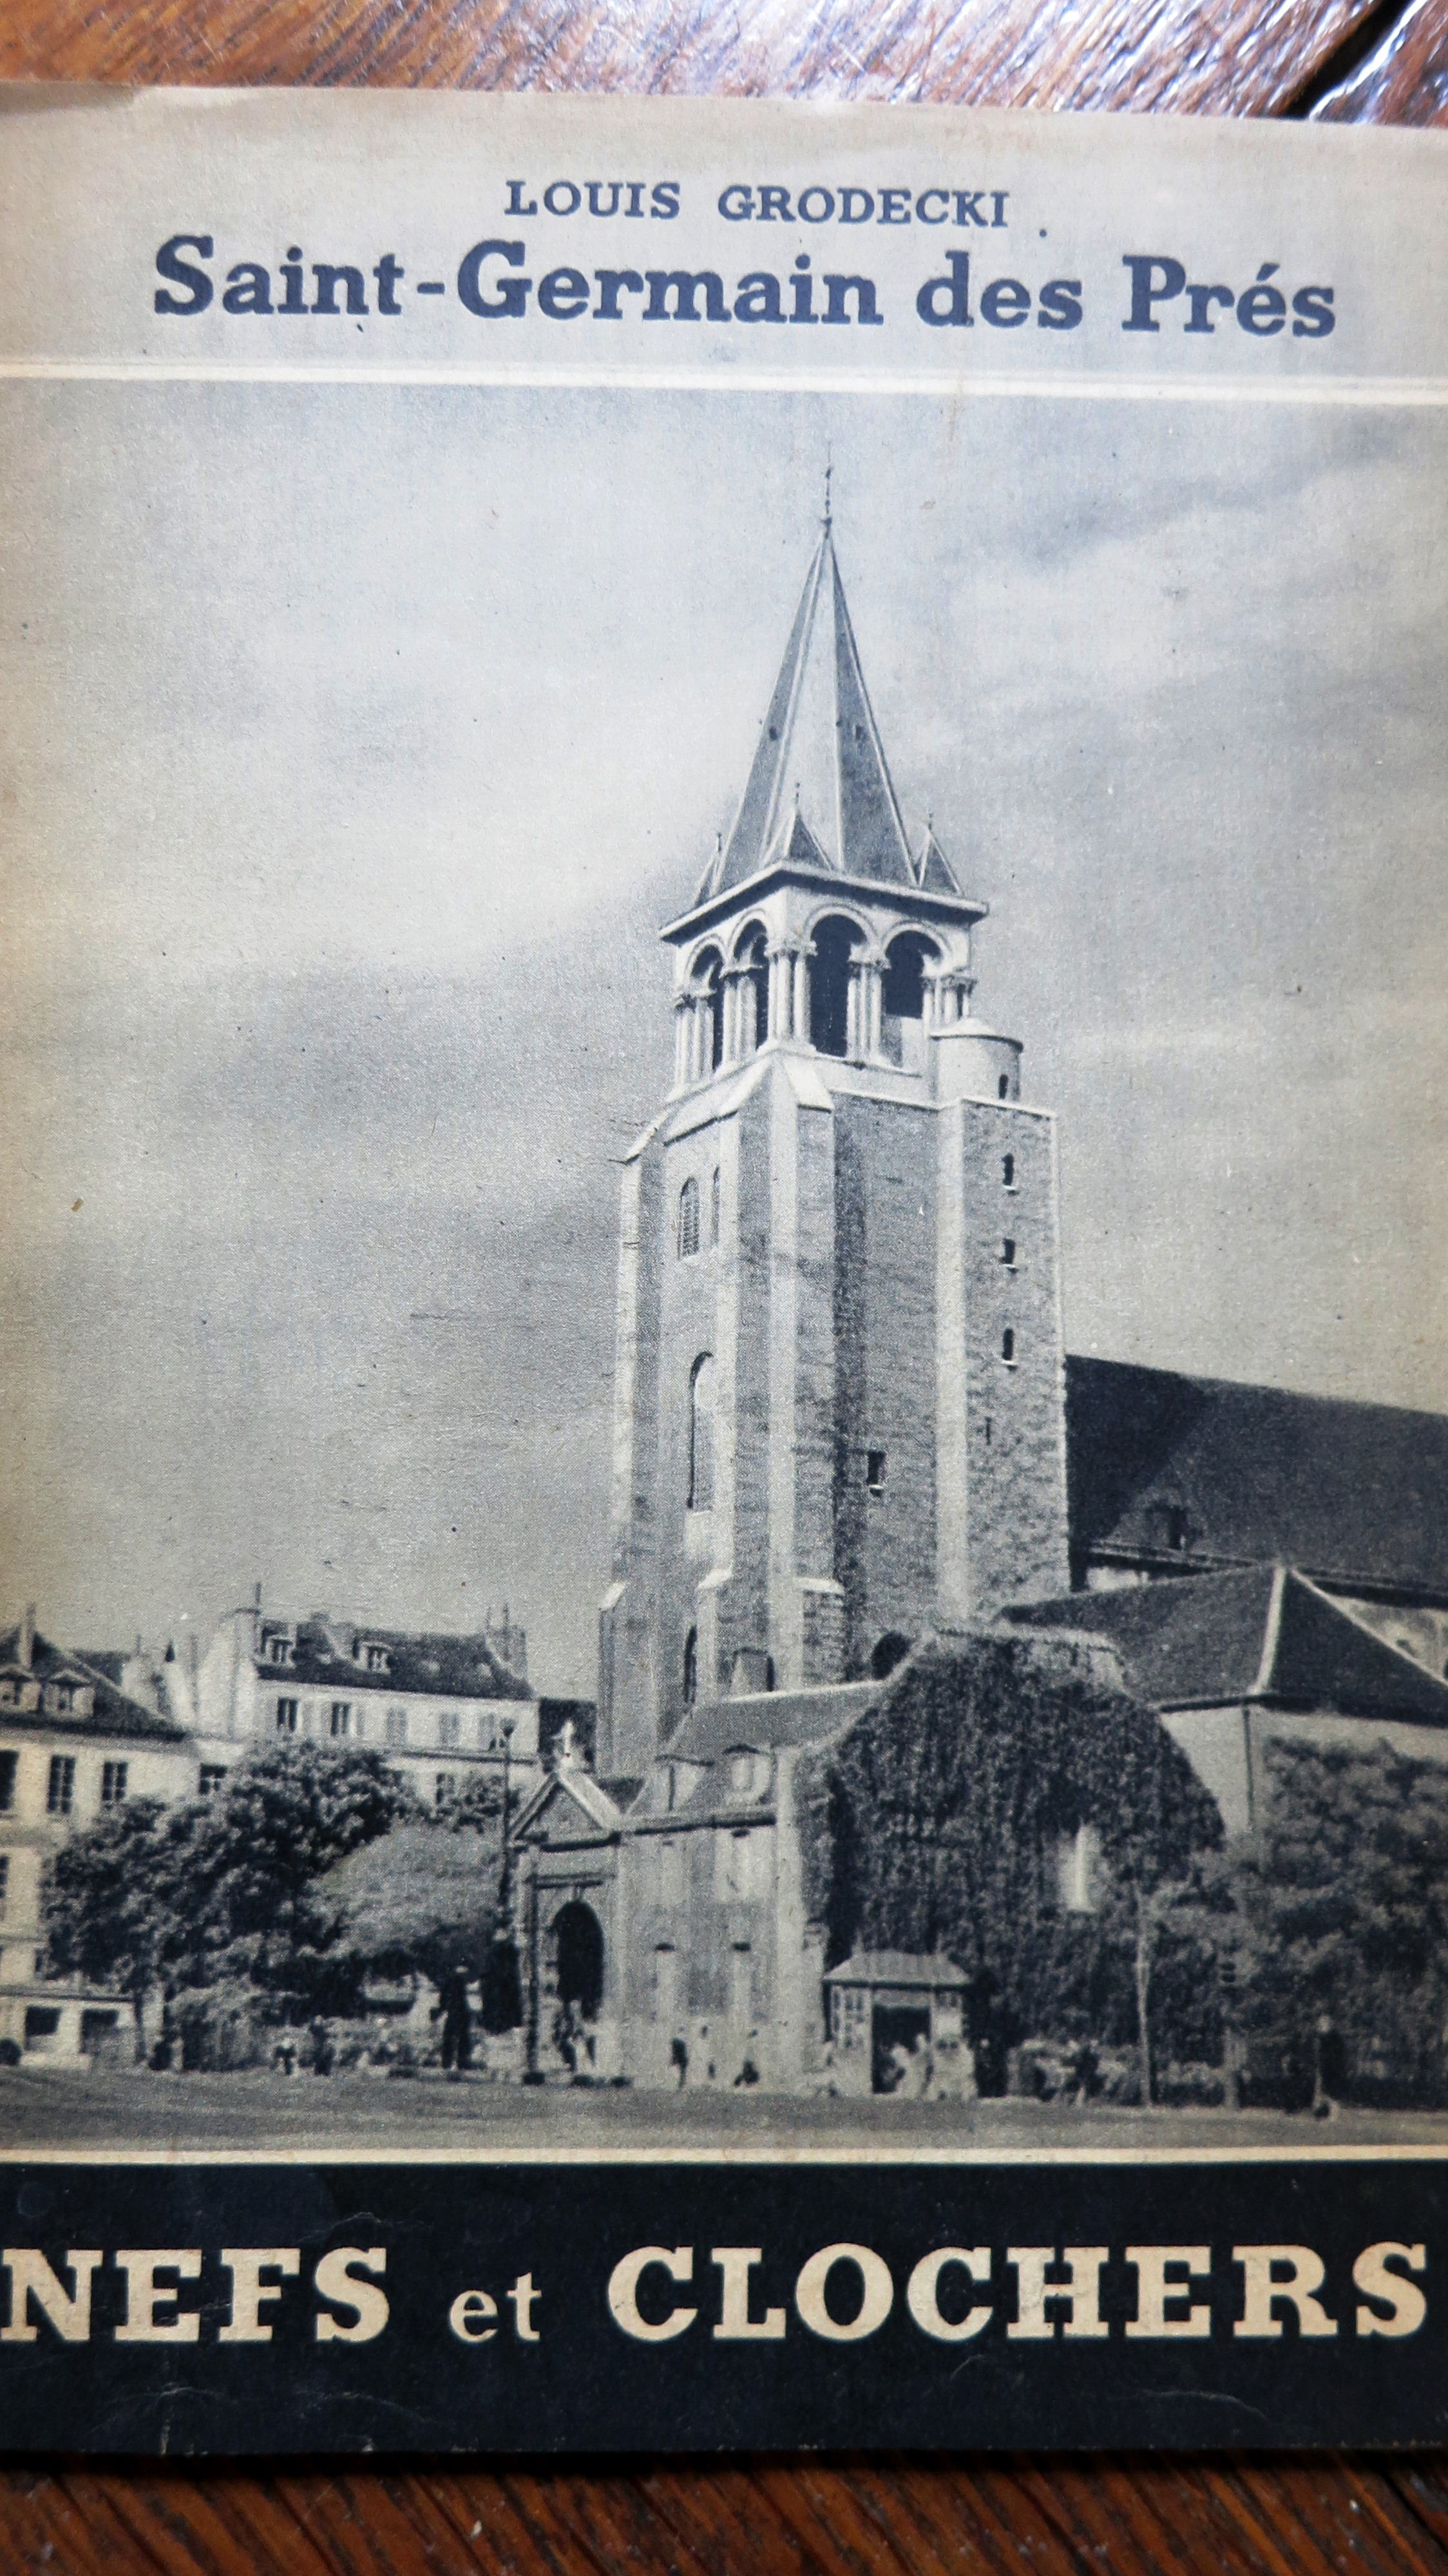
xmin=597 ymin=509 xmax=1070 ymax=1781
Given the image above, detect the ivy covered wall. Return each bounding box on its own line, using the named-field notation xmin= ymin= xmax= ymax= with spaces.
xmin=795 ymin=1631 xmax=1223 ymax=2077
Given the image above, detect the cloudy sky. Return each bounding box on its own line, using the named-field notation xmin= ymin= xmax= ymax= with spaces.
xmin=1 ymin=379 xmax=1443 ymax=1689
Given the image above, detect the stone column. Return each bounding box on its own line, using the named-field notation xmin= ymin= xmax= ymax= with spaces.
xmin=793 ymin=949 xmax=810 ymax=1046
xmin=865 ymin=963 xmax=884 ymax=1059
xmin=673 ymin=995 xmax=692 ymax=1088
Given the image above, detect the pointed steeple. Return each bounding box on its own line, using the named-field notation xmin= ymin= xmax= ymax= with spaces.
xmin=697 ymin=524 xmax=917 ymax=901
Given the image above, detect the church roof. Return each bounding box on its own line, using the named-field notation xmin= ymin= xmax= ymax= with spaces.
xmin=1009 ymin=1566 xmax=1448 ymax=1726
xmin=663 ymin=1682 xmax=882 ymax=1764
xmin=1065 ymin=1355 xmax=1448 ymax=1601
xmin=693 ymin=524 xmax=961 ymax=905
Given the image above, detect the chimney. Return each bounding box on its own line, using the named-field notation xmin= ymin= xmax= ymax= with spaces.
xmin=19 ymin=1604 xmax=34 ymax=1671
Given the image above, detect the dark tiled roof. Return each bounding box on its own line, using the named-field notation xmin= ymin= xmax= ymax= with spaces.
xmin=664 ymin=1682 xmax=882 ymax=1766
xmin=1065 ymin=1356 xmax=1448 ymax=1598
xmin=1011 ymin=1569 xmax=1448 ymax=1725
xmin=0 ymin=1627 xmax=189 ymax=1744
xmin=825 ymin=1951 xmax=966 ymax=1988
xmin=257 ymin=1616 xmax=531 ymax=1702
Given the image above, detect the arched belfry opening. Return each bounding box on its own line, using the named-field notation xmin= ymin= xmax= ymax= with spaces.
xmin=810 ymin=916 xmax=861 ymax=1059
xmin=882 ymin=932 xmax=938 ymax=1072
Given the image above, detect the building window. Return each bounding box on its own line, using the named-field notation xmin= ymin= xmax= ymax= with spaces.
xmin=718 ymin=1828 xmax=752 ymax=1901
xmin=385 ymin=1707 xmax=408 ymax=1748
xmin=1165 ymin=1505 xmax=1189 ymax=1553
xmin=997 ymin=1073 xmax=1010 ymax=1099
xmin=265 ymin=1635 xmax=291 ymax=1665
xmin=1057 ymin=1823 xmax=1101 ymax=1915
xmin=651 ymin=1944 xmax=678 ymax=2023
xmin=363 ymin=1643 xmax=389 ymax=1672
xmin=198 ymin=1765 xmax=226 ymax=1798
xmin=51 ymin=1684 xmax=75 ymax=1714
xmin=810 ymin=915 xmax=860 ymax=1059
xmin=682 ymin=1627 xmax=698 ymax=1707
xmin=866 ymin=1448 xmax=886 ymax=1495
xmin=100 ymin=1761 xmax=128 ymax=1807
xmin=710 ymin=1166 xmax=721 ymax=1247
xmin=0 ymin=1752 xmax=15 ymax=1813
xmin=438 ymin=1711 xmax=460 ymax=1750
xmin=1001 ymin=1329 xmax=1016 ymax=1365
xmin=678 ymin=1176 xmax=701 ymax=1260
xmin=0 ymin=1855 xmax=8 ymax=1916
xmin=688 ymin=1354 xmax=716 ymax=1511
xmin=1002 ymin=1153 xmax=1015 ymax=1188
xmin=434 ymin=1772 xmax=457 ymax=1808
xmin=1000 ymin=1238 xmax=1016 ymax=1267
xmin=870 ymin=1632 xmax=912 ymax=1680
xmin=46 ymin=1756 xmax=75 ymax=1818
xmin=276 ymin=1697 xmax=299 ymax=1735
xmin=330 ymin=1701 xmax=352 ymax=1739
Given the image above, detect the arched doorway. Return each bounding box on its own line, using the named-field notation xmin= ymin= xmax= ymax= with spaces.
xmin=553 ymin=1900 xmax=604 ymax=2023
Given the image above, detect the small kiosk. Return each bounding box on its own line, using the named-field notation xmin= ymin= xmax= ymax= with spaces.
xmin=823 ymin=1951 xmax=973 ymax=2098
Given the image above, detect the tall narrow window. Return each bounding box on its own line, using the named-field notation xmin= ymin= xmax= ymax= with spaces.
xmin=46 ymin=1756 xmax=75 ymax=1818
xmin=1002 ymin=1154 xmax=1015 ymax=1188
xmin=385 ymin=1707 xmax=408 ymax=1747
xmin=689 ymin=1354 xmax=716 ymax=1510
xmin=682 ymin=1627 xmax=698 ymax=1707
xmin=0 ymin=1855 xmax=9 ymax=1915
xmin=710 ymin=1167 xmax=721 ymax=1247
xmin=1000 ymin=1238 xmax=1016 ymax=1267
xmin=866 ymin=1449 xmax=886 ymax=1495
xmin=677 ymin=1176 xmax=700 ymax=1260
xmin=438 ymin=1710 xmax=460 ymax=1750
xmin=1001 ymin=1328 xmax=1016 ymax=1365
xmin=276 ymin=1696 xmax=298 ymax=1734
xmin=434 ymin=1772 xmax=457 ymax=1807
xmin=100 ymin=1761 xmax=128 ymax=1806
xmin=330 ymin=1701 xmax=352 ymax=1739
xmin=998 ymin=1073 xmax=1010 ymax=1099
xmin=0 ymin=1752 xmax=16 ymax=1813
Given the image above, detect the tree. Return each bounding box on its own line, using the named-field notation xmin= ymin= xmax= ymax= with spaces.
xmin=45 ymin=1797 xmax=198 ymax=2061
xmin=44 ymin=1741 xmax=415 ymax=2039
xmin=1222 ymin=1738 xmax=1448 ymax=2108
xmin=327 ymin=1820 xmax=502 ymax=1987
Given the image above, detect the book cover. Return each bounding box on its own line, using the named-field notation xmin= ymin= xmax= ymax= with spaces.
xmin=0 ymin=84 xmax=1445 ymax=2452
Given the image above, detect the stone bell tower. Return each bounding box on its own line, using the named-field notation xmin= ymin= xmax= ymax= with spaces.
xmin=596 ymin=506 xmax=1069 ymax=1783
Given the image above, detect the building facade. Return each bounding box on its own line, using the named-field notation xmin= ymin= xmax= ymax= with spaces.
xmin=194 ymin=1600 xmax=539 ymax=1805
xmin=0 ymin=1612 xmax=198 ymax=2063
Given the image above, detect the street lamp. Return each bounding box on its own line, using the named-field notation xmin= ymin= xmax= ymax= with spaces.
xmin=498 ymin=1714 xmax=516 ymax=1918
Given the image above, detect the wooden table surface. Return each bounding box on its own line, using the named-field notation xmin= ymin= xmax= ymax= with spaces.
xmin=3 ymin=0 xmax=1447 ymax=2562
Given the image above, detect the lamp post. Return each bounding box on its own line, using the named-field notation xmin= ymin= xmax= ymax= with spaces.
xmin=498 ymin=1714 xmax=515 ymax=1920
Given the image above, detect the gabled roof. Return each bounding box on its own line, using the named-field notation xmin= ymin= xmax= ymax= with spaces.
xmin=1009 ymin=1567 xmax=1448 ymax=1726
xmin=0 ymin=1625 xmax=189 ymax=1744
xmin=512 ymin=1764 xmax=626 ymax=1841
xmin=256 ymin=1615 xmax=531 ymax=1702
xmin=696 ymin=525 xmax=941 ymax=903
xmin=1065 ymin=1355 xmax=1448 ymax=1600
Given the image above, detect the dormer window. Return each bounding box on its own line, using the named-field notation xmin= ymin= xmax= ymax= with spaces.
xmin=727 ymin=1749 xmax=765 ymax=1798
xmin=50 ymin=1683 xmax=76 ymax=1714
xmin=265 ymin=1635 xmax=292 ymax=1667
xmin=362 ymin=1642 xmax=390 ymax=1673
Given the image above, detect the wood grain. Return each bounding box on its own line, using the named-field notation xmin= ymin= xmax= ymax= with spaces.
xmin=0 ymin=0 xmax=1418 ymax=116
xmin=1309 ymin=0 xmax=1448 ymax=113
xmin=3 ymin=0 xmax=1448 ymax=2561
